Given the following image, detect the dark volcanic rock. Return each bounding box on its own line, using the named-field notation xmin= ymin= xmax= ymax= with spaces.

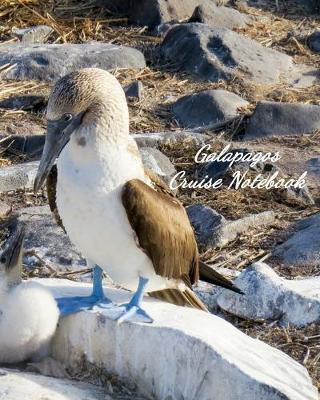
xmin=172 ymin=89 xmax=248 ymax=128
xmin=273 ymin=213 xmax=320 ymax=267
xmin=19 ymin=206 xmax=85 ymax=270
xmin=187 ymin=204 xmax=275 ymax=249
xmin=160 ymin=24 xmax=293 ymax=84
xmin=187 ymin=204 xmax=226 ymax=249
xmin=95 ymin=0 xmax=131 ymax=14
xmin=308 ymin=157 xmax=320 ymax=176
xmin=124 ymin=81 xmax=144 ymax=99
xmin=0 ymin=43 xmax=146 ymax=81
xmin=0 ymin=95 xmax=47 ymax=111
xmin=195 ymin=148 xmax=253 ymax=182
xmin=244 ymin=101 xmax=320 ymax=140
xmin=189 ymin=4 xmax=250 ymax=29
xmin=128 ymin=0 xmax=227 ymax=29
xmin=0 ymin=135 xmax=45 ymax=159
xmin=308 ymin=31 xmax=320 ymax=53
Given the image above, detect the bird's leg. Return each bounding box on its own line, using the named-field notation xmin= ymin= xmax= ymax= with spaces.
xmin=115 ymin=276 xmax=153 ymax=324
xmin=56 ymin=265 xmax=113 ymax=317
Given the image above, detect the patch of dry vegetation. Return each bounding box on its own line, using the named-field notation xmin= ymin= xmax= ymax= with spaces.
xmin=228 ymin=316 xmax=320 ymax=390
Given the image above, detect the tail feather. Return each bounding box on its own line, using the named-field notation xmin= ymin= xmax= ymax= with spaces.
xmin=199 ymin=261 xmax=244 ymax=295
xmin=148 ymin=288 xmax=208 ymax=311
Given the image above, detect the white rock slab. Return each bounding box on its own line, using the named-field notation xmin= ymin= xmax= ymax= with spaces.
xmin=37 ymin=279 xmax=317 ymax=400
xmin=0 ymin=369 xmax=107 ymax=400
xmin=217 ymin=262 xmax=320 ymax=327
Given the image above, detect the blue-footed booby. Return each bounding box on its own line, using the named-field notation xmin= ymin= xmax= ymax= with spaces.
xmin=34 ymin=68 xmax=243 ymax=323
xmin=0 ymin=217 xmax=59 ymax=362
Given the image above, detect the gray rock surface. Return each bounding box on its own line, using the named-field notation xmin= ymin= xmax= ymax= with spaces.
xmin=124 ymin=81 xmax=144 ymax=99
xmin=132 ymin=131 xmax=209 ymax=147
xmin=244 ymin=101 xmax=320 ymax=139
xmin=0 ymin=43 xmax=146 ymax=81
xmin=187 ymin=205 xmax=226 ymax=248
xmin=12 ymin=25 xmax=54 ymax=44
xmin=172 ymin=89 xmax=248 ymax=128
xmin=19 ymin=206 xmax=85 ymax=271
xmin=273 ymin=213 xmax=320 ymax=267
xmin=308 ymin=30 xmax=320 ymax=52
xmin=128 ymin=0 xmax=228 ymax=29
xmin=189 ymin=4 xmax=250 ymax=29
xmin=140 ymin=147 xmax=176 ymax=184
xmin=48 ymin=279 xmax=318 ymax=400
xmin=0 ymin=95 xmax=47 ymax=111
xmin=308 ymin=157 xmax=320 ymax=175
xmin=0 ymin=369 xmax=109 ymax=400
xmin=217 ymin=262 xmax=320 ymax=327
xmin=187 ymin=204 xmax=275 ymax=249
xmin=0 ymin=161 xmax=39 ymax=192
xmin=160 ymin=23 xmax=293 ymax=84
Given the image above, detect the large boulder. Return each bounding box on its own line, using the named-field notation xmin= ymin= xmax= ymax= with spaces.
xmin=172 ymin=89 xmax=248 ymax=128
xmin=42 ymin=279 xmax=318 ymax=400
xmin=187 ymin=204 xmax=275 ymax=249
xmin=160 ymin=24 xmax=294 ymax=84
xmin=244 ymin=101 xmax=320 ymax=140
xmin=273 ymin=213 xmax=320 ymax=267
xmin=0 ymin=95 xmax=47 ymax=111
xmin=188 ymin=4 xmax=250 ymax=29
xmin=19 ymin=206 xmax=85 ymax=271
xmin=0 ymin=369 xmax=110 ymax=400
xmin=308 ymin=31 xmax=320 ymax=53
xmin=128 ymin=0 xmax=228 ymax=29
xmin=0 ymin=161 xmax=39 ymax=192
xmin=0 ymin=135 xmax=45 ymax=159
xmin=0 ymin=43 xmax=146 ymax=81
xmin=217 ymin=262 xmax=320 ymax=327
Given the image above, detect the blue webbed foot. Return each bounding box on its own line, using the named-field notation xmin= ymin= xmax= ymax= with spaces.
xmin=56 ymin=265 xmax=113 ymax=317
xmin=116 ymin=302 xmax=154 ymax=324
xmin=107 ymin=276 xmax=153 ymax=324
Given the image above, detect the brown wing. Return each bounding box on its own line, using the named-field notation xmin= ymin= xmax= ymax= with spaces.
xmin=122 ymin=179 xmax=199 ymax=285
xmin=46 ymin=165 xmax=65 ymax=231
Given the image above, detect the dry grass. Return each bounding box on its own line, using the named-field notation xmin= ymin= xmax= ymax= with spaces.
xmin=228 ymin=316 xmax=320 ymax=390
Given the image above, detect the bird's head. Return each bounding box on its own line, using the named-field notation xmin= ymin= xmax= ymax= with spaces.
xmin=34 ymin=68 xmax=129 ymax=192
xmin=0 ymin=217 xmax=25 ymax=287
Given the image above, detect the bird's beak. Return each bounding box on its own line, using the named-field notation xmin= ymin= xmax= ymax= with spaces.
xmin=1 ymin=220 xmax=25 ymax=273
xmin=34 ymin=112 xmax=84 ymax=193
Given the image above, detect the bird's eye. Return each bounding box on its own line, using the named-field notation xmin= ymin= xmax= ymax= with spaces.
xmin=63 ymin=113 xmax=73 ymax=122
xmin=0 ymin=256 xmax=6 ymax=264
